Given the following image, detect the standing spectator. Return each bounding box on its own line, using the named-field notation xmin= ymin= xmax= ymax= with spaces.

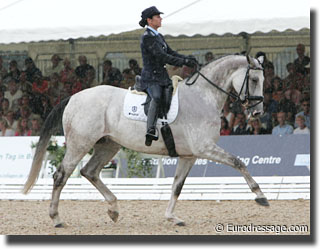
xmin=220 ymin=116 xmax=231 ymax=136
xmin=45 ymin=54 xmax=64 ymax=79
xmin=24 ymin=57 xmax=42 ymax=83
xmin=293 ymin=115 xmax=310 ymax=134
xmin=272 ymin=111 xmax=293 ymax=136
xmin=85 ymin=68 xmax=99 ymax=88
xmin=231 ymin=112 xmax=250 ymax=135
xmin=0 ymin=118 xmax=15 ymax=136
xmin=14 ymin=117 xmax=32 ymax=136
xmin=0 ymin=56 xmax=7 ymax=81
xmin=295 ymin=98 xmax=310 ymax=129
xmin=255 ymin=51 xmax=270 ymax=68
xmin=48 ymin=72 xmax=64 ymax=106
xmin=60 ymin=58 xmax=75 ymax=83
xmin=102 ymin=59 xmax=122 ymax=87
xmin=75 ymin=55 xmax=94 ymax=80
xmin=294 ymin=43 xmax=310 ymax=76
xmin=4 ymin=60 xmax=21 ymax=81
xmin=4 ymin=78 xmax=23 ymax=112
xmin=121 ymin=68 xmax=135 ymax=89
xmin=204 ymin=52 xmax=214 ymax=64
xmin=129 ymin=59 xmax=142 ymax=76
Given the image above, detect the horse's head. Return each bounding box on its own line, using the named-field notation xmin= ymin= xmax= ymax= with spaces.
xmin=231 ymin=55 xmax=265 ymax=118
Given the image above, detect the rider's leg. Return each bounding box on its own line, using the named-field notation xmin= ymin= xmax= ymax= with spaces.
xmin=145 ymin=84 xmax=163 ymax=146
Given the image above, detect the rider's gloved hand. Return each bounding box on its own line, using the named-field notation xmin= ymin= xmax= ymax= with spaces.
xmin=184 ymin=57 xmax=197 ymax=68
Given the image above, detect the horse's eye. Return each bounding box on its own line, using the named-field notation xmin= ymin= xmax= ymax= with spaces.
xmin=251 ymin=78 xmax=259 ymax=83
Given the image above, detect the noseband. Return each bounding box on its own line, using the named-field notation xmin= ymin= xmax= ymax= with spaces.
xmin=186 ymin=63 xmax=264 ymax=110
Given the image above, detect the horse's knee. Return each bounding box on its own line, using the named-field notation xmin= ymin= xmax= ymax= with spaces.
xmin=53 ymin=167 xmax=66 ymax=188
xmin=232 ymin=157 xmax=246 ymax=170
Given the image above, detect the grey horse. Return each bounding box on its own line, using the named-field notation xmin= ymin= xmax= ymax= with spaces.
xmin=23 ymin=54 xmax=268 ymax=227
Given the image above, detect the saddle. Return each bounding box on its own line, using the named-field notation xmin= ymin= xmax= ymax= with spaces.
xmin=127 ymin=75 xmax=182 ymax=157
xmin=131 ymin=75 xmax=182 ymax=119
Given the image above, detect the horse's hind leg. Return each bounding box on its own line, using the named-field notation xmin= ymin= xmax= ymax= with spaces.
xmin=49 ymin=141 xmax=91 ymax=227
xmin=198 ymin=145 xmax=269 ymax=206
xmin=165 ymin=157 xmax=196 ymax=226
xmin=80 ymin=138 xmax=121 ymax=222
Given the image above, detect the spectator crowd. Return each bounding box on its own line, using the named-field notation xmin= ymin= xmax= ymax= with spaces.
xmin=0 ymin=43 xmax=310 ymax=137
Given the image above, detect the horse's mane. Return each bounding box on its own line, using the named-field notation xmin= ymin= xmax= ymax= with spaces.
xmin=201 ymin=53 xmax=246 ymax=70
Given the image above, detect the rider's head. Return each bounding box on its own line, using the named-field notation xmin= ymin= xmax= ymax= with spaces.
xmin=139 ymin=6 xmax=163 ymax=29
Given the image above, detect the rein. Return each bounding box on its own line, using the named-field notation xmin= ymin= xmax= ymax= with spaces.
xmin=185 ymin=62 xmax=264 ymax=110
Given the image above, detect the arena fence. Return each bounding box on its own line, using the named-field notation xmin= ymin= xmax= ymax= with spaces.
xmin=0 ymin=176 xmax=310 ymax=201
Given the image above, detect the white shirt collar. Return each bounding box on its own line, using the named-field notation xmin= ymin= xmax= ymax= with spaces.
xmin=147 ymin=26 xmax=159 ymax=36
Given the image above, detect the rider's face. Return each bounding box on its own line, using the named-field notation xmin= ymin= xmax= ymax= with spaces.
xmin=147 ymin=15 xmax=162 ymax=30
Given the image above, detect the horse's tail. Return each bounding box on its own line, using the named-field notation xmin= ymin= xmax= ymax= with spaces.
xmin=22 ymin=97 xmax=71 ymax=194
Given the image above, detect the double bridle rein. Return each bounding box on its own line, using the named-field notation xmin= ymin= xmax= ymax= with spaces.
xmin=186 ymin=62 xmax=264 ymax=110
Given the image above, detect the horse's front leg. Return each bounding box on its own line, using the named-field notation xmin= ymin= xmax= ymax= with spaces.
xmin=197 ymin=144 xmax=269 ymax=206
xmin=165 ymin=157 xmax=196 ymax=226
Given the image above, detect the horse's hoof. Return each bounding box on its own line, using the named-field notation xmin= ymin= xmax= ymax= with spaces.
xmin=108 ymin=209 xmax=119 ymax=222
xmin=55 ymin=223 xmax=67 ymax=228
xmin=176 ymin=221 xmax=186 ymax=226
xmin=255 ymin=197 xmax=270 ymax=206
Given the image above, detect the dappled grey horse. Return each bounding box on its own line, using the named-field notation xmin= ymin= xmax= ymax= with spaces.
xmin=23 ymin=54 xmax=269 ymax=227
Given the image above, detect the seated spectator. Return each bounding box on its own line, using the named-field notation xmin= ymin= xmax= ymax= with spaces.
xmin=15 ymin=94 xmax=35 ymax=118
xmin=283 ymin=62 xmax=300 ymax=90
xmin=60 ymin=58 xmax=75 ymax=83
xmin=228 ymin=99 xmax=245 ymax=129
xmin=270 ymin=76 xmax=283 ymax=93
xmin=129 ymin=59 xmax=142 ymax=76
xmin=75 ymin=55 xmax=94 ymax=80
xmin=60 ymin=82 xmax=72 ymax=100
xmin=264 ymin=88 xmax=278 ymax=114
xmin=0 ymin=118 xmax=15 ymax=136
xmin=121 ymin=68 xmax=135 ymax=89
xmin=220 ymin=116 xmax=231 ymax=136
xmin=259 ymin=105 xmax=273 ymax=134
xmin=102 ymin=60 xmax=122 ymax=87
xmin=4 ymin=110 xmax=18 ymax=131
xmin=222 ymin=99 xmax=232 ymax=124
xmin=18 ymin=71 xmax=33 ymax=95
xmin=3 ymin=60 xmax=21 ymax=81
xmin=231 ymin=112 xmax=250 ymax=135
xmin=294 ymin=43 xmax=310 ymax=76
xmin=255 ymin=51 xmax=270 ymax=68
xmin=45 ymin=54 xmax=64 ymax=79
xmin=32 ymin=73 xmax=49 ymax=96
xmin=1 ymin=98 xmax=10 ymax=115
xmin=4 ymin=78 xmax=23 ymax=112
xmin=248 ymin=117 xmax=268 ymax=135
xmin=263 ymin=61 xmax=276 ymax=90
xmin=39 ymin=95 xmax=52 ymax=121
xmin=295 ymin=98 xmax=310 ymax=129
xmin=272 ymin=87 xmax=284 ymax=103
xmin=30 ymin=116 xmax=42 ymax=136
xmin=24 ymin=57 xmax=42 ymax=83
xmin=278 ymin=89 xmax=297 ymax=125
xmin=272 ymin=111 xmax=293 ymax=136
xmin=293 ymin=115 xmax=310 ymax=134
xmin=15 ymin=117 xmax=32 ymax=136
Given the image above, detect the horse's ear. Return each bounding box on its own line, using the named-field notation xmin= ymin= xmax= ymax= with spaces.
xmin=246 ymin=54 xmax=255 ymax=67
xmin=257 ymin=55 xmax=264 ymax=65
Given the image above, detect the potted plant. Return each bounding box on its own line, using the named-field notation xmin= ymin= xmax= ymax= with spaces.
xmin=100 ymin=160 xmax=117 ymax=178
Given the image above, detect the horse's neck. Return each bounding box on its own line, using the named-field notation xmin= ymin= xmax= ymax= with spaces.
xmin=190 ymin=56 xmax=241 ymax=113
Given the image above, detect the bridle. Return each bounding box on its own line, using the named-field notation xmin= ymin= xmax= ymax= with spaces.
xmin=185 ymin=61 xmax=264 ymax=110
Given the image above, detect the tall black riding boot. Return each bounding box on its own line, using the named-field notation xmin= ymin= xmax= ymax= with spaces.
xmin=145 ymin=99 xmax=159 ymax=146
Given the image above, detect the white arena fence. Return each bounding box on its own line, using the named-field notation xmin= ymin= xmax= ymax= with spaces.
xmin=0 ymin=176 xmax=310 ymax=201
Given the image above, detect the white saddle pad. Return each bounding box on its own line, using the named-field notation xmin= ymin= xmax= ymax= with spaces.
xmin=123 ymin=88 xmax=179 ymax=125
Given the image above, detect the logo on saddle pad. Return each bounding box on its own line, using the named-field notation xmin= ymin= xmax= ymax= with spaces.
xmin=123 ymin=88 xmax=179 ymax=125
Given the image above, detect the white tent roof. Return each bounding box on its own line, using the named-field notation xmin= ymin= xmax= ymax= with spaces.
xmin=0 ymin=0 xmax=310 ymax=44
